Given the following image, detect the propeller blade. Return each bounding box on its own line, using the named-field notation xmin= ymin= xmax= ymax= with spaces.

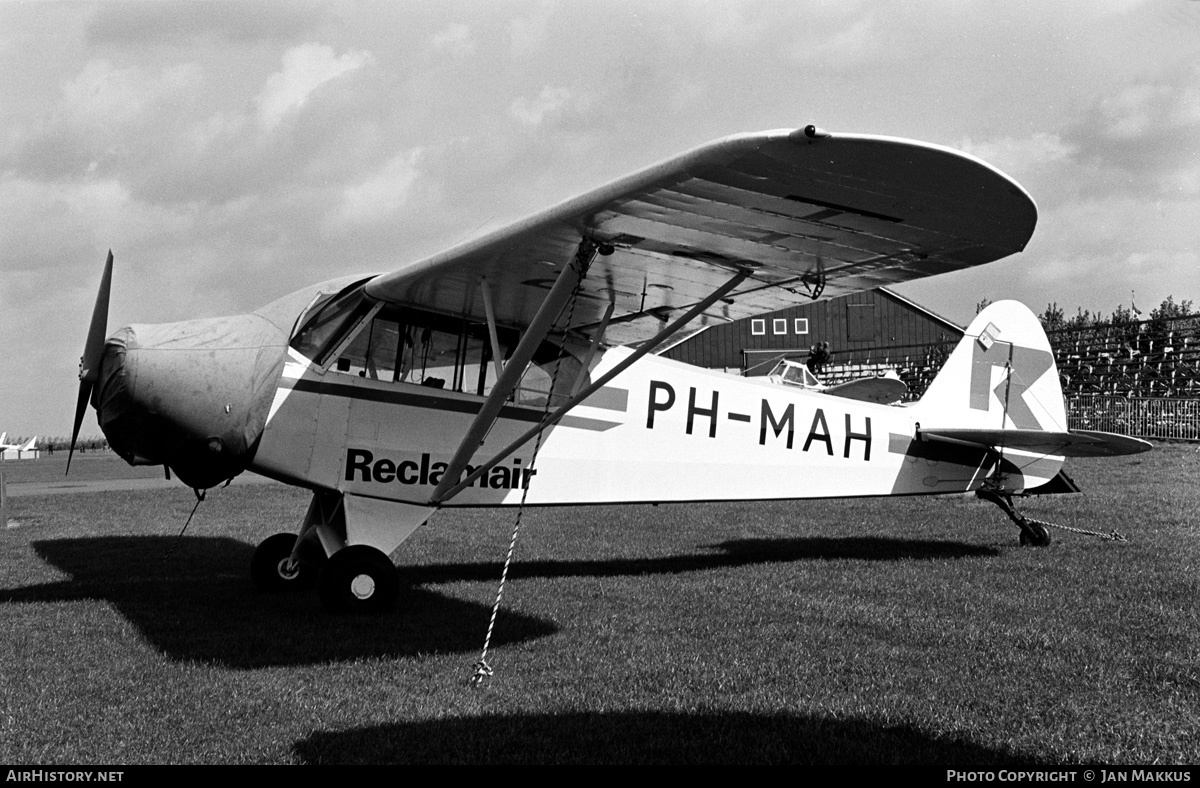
xmin=80 ymin=250 xmax=113 ymax=384
xmin=66 ymin=381 xmax=91 ymax=475
xmin=67 ymin=251 xmax=114 ymax=475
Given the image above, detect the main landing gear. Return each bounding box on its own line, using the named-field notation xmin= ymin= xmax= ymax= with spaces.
xmin=251 ymin=531 xmax=401 ymax=613
xmin=976 ymin=487 xmax=1052 ymax=547
xmin=249 ymin=491 xmax=410 ymax=614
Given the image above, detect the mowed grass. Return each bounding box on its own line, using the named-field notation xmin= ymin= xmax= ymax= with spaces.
xmin=2 ymin=452 xmax=168 ymax=485
xmin=1 ymin=446 xmax=1197 ymax=764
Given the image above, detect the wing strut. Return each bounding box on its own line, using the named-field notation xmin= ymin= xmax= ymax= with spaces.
xmin=428 ymin=239 xmax=600 ymax=505
xmin=430 ymin=267 xmax=750 ymax=506
xmin=571 ymin=300 xmax=615 ymax=396
xmin=479 ymin=278 xmax=505 ymax=383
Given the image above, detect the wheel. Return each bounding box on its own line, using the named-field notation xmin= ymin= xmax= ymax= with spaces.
xmin=1018 ymin=522 xmax=1052 ymax=547
xmin=251 ymin=533 xmax=317 ymax=591
xmin=318 ymin=545 xmax=400 ymax=614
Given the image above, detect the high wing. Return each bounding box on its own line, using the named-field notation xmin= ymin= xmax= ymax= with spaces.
xmin=365 ymin=127 xmax=1037 ymax=346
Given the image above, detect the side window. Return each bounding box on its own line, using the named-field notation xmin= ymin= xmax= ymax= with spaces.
xmin=514 ymin=346 xmax=581 ymax=407
xmin=320 ymin=301 xmax=584 ymax=405
xmin=334 ymin=318 xmax=402 ymax=381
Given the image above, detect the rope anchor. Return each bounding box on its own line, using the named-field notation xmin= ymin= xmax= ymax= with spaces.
xmin=470 ymin=660 xmax=493 ymax=686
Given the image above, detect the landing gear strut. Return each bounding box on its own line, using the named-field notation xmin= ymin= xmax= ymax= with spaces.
xmin=976 ymin=488 xmax=1052 ymax=547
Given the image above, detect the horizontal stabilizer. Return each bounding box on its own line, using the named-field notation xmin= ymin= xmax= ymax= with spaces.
xmin=919 ymin=428 xmax=1152 ymax=457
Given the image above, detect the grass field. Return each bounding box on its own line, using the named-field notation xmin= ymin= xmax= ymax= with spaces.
xmin=1 ymin=446 xmax=1197 ymax=764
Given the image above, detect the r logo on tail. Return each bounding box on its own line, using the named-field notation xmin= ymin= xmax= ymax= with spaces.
xmin=969 ymin=342 xmax=1055 ymax=429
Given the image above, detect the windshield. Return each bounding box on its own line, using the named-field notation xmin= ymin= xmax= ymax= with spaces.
xmin=289 ymin=282 xmax=372 ymax=365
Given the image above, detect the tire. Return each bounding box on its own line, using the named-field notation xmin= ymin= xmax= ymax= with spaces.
xmin=1019 ymin=523 xmax=1052 ymax=547
xmin=251 ymin=532 xmax=316 ymax=591
xmin=318 ymin=545 xmax=400 ymax=614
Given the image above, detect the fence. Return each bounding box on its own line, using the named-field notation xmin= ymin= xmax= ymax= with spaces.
xmin=1067 ymin=394 xmax=1200 ymax=441
xmin=814 ymin=314 xmax=1200 ymax=443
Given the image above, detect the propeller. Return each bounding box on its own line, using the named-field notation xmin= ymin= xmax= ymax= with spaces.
xmin=67 ymin=250 xmax=113 ymax=475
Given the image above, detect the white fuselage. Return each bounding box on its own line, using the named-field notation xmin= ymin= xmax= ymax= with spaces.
xmin=251 ymin=346 xmax=996 ymax=507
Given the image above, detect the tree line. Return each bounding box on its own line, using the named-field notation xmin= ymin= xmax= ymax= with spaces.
xmin=976 ymin=295 xmax=1197 ymax=332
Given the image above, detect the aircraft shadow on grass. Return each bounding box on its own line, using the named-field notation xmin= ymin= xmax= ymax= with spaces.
xmin=404 ymin=536 xmax=1001 ymax=585
xmin=8 ymin=534 xmax=998 ymax=669
xmin=292 ymin=709 xmax=1051 ymax=765
xmin=12 ymin=535 xmax=552 ymax=669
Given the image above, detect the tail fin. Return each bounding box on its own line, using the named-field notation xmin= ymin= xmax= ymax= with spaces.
xmin=18 ymin=436 xmax=37 ymax=451
xmin=906 ymin=301 xmax=1069 ymax=492
xmin=916 ymin=300 xmax=1067 ymax=433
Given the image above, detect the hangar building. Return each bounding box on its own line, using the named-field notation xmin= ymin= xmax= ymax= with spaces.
xmin=661 ymin=287 xmax=963 ymax=394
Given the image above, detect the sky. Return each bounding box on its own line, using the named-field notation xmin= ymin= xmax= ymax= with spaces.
xmin=2 ymin=0 xmax=1199 ymax=439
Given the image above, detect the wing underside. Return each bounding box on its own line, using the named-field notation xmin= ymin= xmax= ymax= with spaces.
xmin=365 ymin=127 xmax=1037 ymax=346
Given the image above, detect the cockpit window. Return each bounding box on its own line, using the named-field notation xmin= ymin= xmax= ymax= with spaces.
xmin=300 ymin=294 xmax=585 ymax=406
xmin=290 ymin=282 xmax=373 ymax=365
xmin=292 ymin=289 xmax=588 ymax=407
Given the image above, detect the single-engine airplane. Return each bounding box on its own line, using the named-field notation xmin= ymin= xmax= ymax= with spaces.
xmin=1 ymin=434 xmax=39 ymax=459
xmin=69 ymin=126 xmax=1151 ymax=613
xmin=765 ymin=358 xmax=908 ymax=404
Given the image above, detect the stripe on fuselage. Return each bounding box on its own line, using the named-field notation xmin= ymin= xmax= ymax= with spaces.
xmin=282 ymin=378 xmax=622 ymax=431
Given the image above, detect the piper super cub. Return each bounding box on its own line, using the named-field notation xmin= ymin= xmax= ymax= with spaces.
xmin=70 ymin=126 xmax=1151 ymax=613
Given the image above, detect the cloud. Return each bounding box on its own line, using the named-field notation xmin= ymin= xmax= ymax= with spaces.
xmin=61 ymin=59 xmax=202 ymax=130
xmin=508 ymin=86 xmax=575 ymax=127
xmin=328 ymin=149 xmax=422 ymax=230
xmin=1095 ymin=82 xmax=1194 ymax=141
xmin=790 ymin=15 xmax=879 ymax=67
xmin=87 ymin=0 xmax=322 ymax=46
xmin=509 ymin=9 xmax=553 ymax=58
xmin=956 ymin=133 xmax=1076 ymax=180
xmin=430 ymin=23 xmax=473 ymax=54
xmin=0 ymin=176 xmax=132 ymax=273
xmin=257 ymin=43 xmax=371 ymax=132
xmin=1064 ymin=72 xmax=1200 ymax=199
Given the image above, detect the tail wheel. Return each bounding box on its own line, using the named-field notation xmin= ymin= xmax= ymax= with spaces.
xmin=251 ymin=533 xmax=317 ymax=591
xmin=1019 ymin=522 xmax=1052 ymax=547
xmin=319 ymin=545 xmax=400 ymax=614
